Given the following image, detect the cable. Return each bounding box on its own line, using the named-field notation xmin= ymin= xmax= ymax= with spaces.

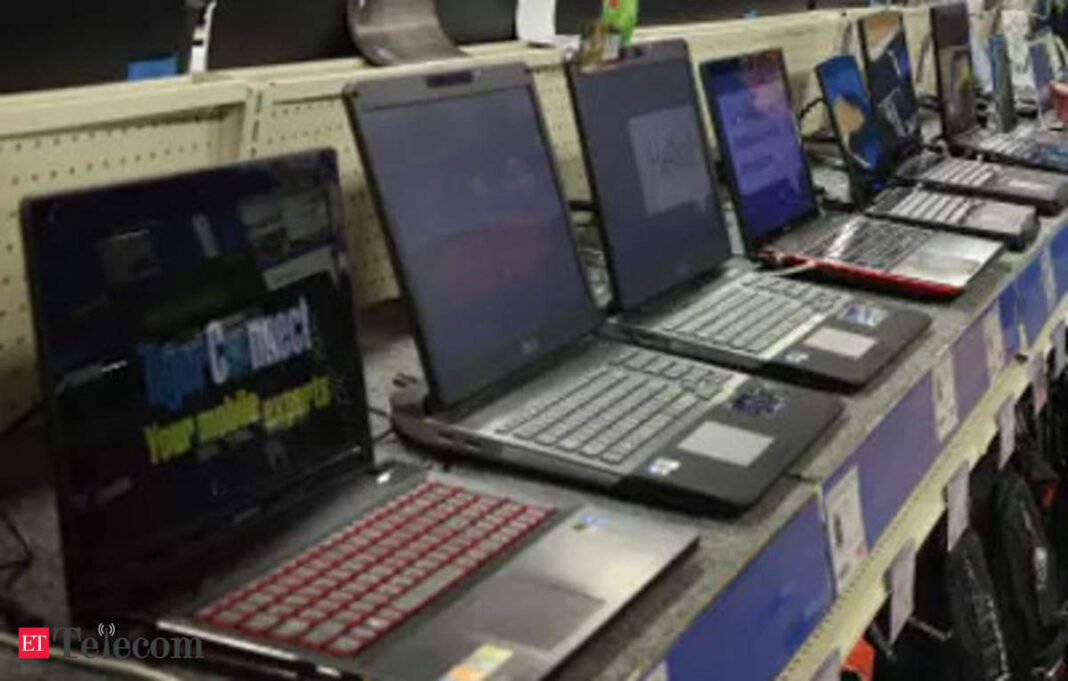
xmin=368 ymin=406 xmax=394 ymax=444
xmin=0 ymin=631 xmax=183 ymax=681
xmin=797 ymin=97 xmax=825 ymax=125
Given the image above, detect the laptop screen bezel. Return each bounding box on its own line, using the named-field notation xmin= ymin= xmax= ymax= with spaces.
xmin=346 ymin=64 xmax=603 ymax=411
xmin=701 ymin=48 xmax=822 ymax=254
xmin=566 ymin=39 xmax=732 ymax=312
xmin=20 ymin=149 xmax=375 ymax=623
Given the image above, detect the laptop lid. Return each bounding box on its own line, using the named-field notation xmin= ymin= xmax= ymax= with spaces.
xmin=931 ymin=3 xmax=983 ymax=139
xmin=21 ymin=150 xmax=372 ymax=623
xmin=0 ymin=0 xmax=191 ymax=93
xmin=567 ymin=40 xmax=732 ymax=311
xmin=208 ymin=0 xmax=355 ymax=69
xmin=991 ymin=34 xmax=1018 ymax=131
xmin=857 ymin=11 xmax=924 ymax=160
xmin=347 ymin=64 xmax=601 ymax=410
xmin=701 ymin=49 xmax=821 ymax=252
xmin=1030 ymin=42 xmax=1057 ymax=126
xmin=816 ymin=55 xmax=893 ymax=204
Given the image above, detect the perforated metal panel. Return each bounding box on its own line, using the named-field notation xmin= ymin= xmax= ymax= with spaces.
xmin=0 ymin=96 xmax=243 ymax=430
xmin=0 ymin=8 xmax=932 ymax=431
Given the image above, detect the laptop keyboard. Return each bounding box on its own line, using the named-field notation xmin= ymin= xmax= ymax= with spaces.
xmin=657 ymin=275 xmax=846 ymax=356
xmin=194 ymin=482 xmax=552 ymax=657
xmin=804 ymin=220 xmax=931 ymax=271
xmin=886 ymin=190 xmax=975 ymax=226
xmin=924 ymin=158 xmax=997 ymax=188
xmin=495 ymin=351 xmax=730 ymax=463
xmin=978 ymin=134 xmax=1033 ymax=157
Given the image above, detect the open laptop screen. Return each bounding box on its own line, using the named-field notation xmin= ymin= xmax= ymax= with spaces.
xmin=991 ymin=35 xmax=1018 ymax=131
xmin=22 ymin=150 xmax=370 ymax=621
xmin=569 ymin=42 xmax=731 ymax=310
xmin=1031 ymin=42 xmax=1055 ymax=124
xmin=932 ymin=4 xmax=980 ymax=138
xmin=701 ymin=50 xmax=817 ymax=249
xmin=817 ymin=55 xmax=891 ymax=195
xmin=353 ymin=68 xmax=601 ymax=408
xmin=858 ymin=12 xmax=922 ymax=157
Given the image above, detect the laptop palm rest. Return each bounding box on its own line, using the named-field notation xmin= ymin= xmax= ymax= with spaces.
xmin=363 ymin=510 xmax=679 ymax=679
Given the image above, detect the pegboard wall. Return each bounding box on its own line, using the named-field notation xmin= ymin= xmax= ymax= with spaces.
xmin=0 ymin=6 xmax=930 ymax=431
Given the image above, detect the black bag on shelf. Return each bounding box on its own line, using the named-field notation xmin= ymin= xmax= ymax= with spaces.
xmin=987 ymin=470 xmax=1068 ymax=679
xmin=945 ymin=529 xmax=1012 ymax=681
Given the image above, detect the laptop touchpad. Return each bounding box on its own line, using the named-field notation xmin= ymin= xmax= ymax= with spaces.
xmin=447 ymin=574 xmax=603 ymax=651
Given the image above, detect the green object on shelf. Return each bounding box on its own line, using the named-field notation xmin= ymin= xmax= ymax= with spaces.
xmin=603 ymin=0 xmax=639 ymax=45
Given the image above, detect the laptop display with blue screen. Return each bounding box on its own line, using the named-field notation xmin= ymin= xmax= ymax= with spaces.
xmin=858 ymin=11 xmax=922 ymax=160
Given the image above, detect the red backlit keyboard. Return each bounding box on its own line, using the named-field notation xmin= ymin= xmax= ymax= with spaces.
xmin=194 ymin=482 xmax=553 ymax=656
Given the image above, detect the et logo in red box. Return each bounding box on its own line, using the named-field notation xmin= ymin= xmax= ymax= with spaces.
xmin=18 ymin=628 xmax=50 ymax=659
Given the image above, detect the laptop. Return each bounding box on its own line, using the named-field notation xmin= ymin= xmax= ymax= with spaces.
xmin=0 ymin=0 xmax=191 ymax=93
xmin=1028 ymin=41 xmax=1066 ymax=132
xmin=701 ymin=49 xmax=1002 ymax=300
xmin=932 ymin=3 xmax=1068 ymax=173
xmin=816 ymin=53 xmax=1039 ymax=251
xmin=207 ymin=0 xmax=354 ymax=69
xmin=859 ymin=9 xmax=1068 ymax=216
xmin=20 ymin=149 xmax=696 ymax=680
xmin=565 ymin=40 xmax=929 ymax=391
xmin=344 ymin=63 xmax=844 ymax=511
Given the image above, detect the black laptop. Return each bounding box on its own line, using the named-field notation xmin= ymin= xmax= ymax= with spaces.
xmin=701 ymin=49 xmax=1002 ymax=301
xmin=21 ymin=149 xmax=696 ymax=680
xmin=932 ymin=4 xmax=1068 ymax=173
xmin=816 ymin=53 xmax=1039 ymax=250
xmin=565 ymin=40 xmax=929 ymax=391
xmin=858 ymin=9 xmax=1068 ymax=215
xmin=207 ymin=0 xmax=354 ymax=69
xmin=0 ymin=0 xmax=191 ymax=93
xmin=344 ymin=63 xmax=844 ymax=512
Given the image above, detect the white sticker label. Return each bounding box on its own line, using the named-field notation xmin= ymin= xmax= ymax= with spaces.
xmin=886 ymin=541 xmax=917 ymax=644
xmin=802 ymin=327 xmax=877 ymax=359
xmin=645 ymin=661 xmax=670 ymax=681
xmin=1042 ymin=249 xmax=1058 ymax=313
xmin=946 ymin=463 xmax=970 ymax=551
xmin=933 ymin=354 xmax=960 ymax=443
xmin=811 ymin=650 xmax=842 ymax=681
xmin=824 ymin=466 xmax=868 ymax=594
xmin=983 ymin=306 xmax=1006 ymax=384
xmin=1054 ymin=321 xmax=1067 ymax=377
xmin=998 ymin=398 xmax=1017 ymax=469
xmin=1031 ymin=353 xmax=1049 ymax=413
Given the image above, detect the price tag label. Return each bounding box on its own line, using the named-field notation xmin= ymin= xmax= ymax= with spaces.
xmin=824 ymin=466 xmax=868 ymax=594
xmin=984 ymin=306 xmax=1006 ymax=383
xmin=1042 ymin=248 xmax=1058 ymax=313
xmin=886 ymin=540 xmax=917 ymax=644
xmin=1031 ymin=353 xmax=1049 ymax=414
xmin=946 ymin=463 xmax=970 ymax=551
xmin=933 ymin=353 xmax=959 ymax=443
xmin=811 ymin=650 xmax=841 ymax=681
xmin=998 ymin=398 xmax=1016 ymax=469
xmin=1054 ymin=321 xmax=1067 ymax=377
